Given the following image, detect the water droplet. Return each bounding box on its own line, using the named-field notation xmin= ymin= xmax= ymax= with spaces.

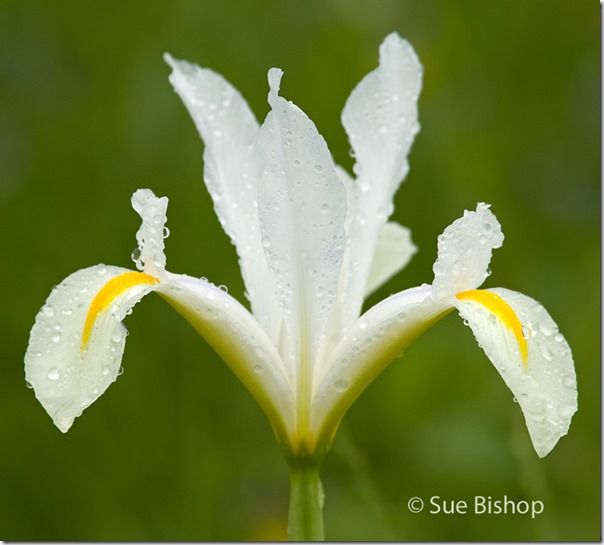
xmin=163 ymin=226 xmax=170 ymax=238
xmin=313 ymin=164 xmax=324 ymax=173
xmin=333 ymin=379 xmax=349 ymax=392
xmin=538 ymin=321 xmax=555 ymax=337
xmin=61 ymin=308 xmax=73 ymax=316
xmin=396 ymin=312 xmax=407 ymax=322
xmin=47 ymin=368 xmax=60 ymax=380
xmin=42 ymin=305 xmax=54 ymax=318
xmin=218 ymin=284 xmax=228 ymax=293
xmin=131 ymin=247 xmax=142 ymax=268
xmin=102 ymin=365 xmax=111 ymax=376
xmin=558 ymin=405 xmax=575 ymax=418
xmin=261 ymin=236 xmax=271 ymax=248
xmin=253 ymin=365 xmax=262 ymax=373
xmin=111 ymin=331 xmax=122 ymax=343
xmin=117 ymin=367 xmax=124 ymax=376
xmin=320 ymin=203 xmax=329 ymax=213
xmin=554 ymin=333 xmax=564 ymax=343
xmin=51 ymin=333 xmax=61 ymax=344
xmin=540 ymin=344 xmax=553 ymax=361
xmin=562 ymin=375 xmax=576 ymax=389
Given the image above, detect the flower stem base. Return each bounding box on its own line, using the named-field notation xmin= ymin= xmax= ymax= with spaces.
xmin=287 ymin=462 xmax=324 ymax=541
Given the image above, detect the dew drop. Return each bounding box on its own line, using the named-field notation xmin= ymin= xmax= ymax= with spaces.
xmin=253 ymin=365 xmax=262 ymax=374
xmin=42 ymin=305 xmax=54 ymax=318
xmin=51 ymin=333 xmax=62 ymax=344
xmin=47 ymin=368 xmax=60 ymax=380
xmin=562 ymin=375 xmax=576 ymax=389
xmin=131 ymin=247 xmax=142 ymax=268
xmin=102 ymin=365 xmax=111 ymax=376
xmin=313 ymin=164 xmax=324 ymax=173
xmin=540 ymin=344 xmax=553 ymax=361
xmin=333 ymin=379 xmax=349 ymax=392
xmin=163 ymin=226 xmax=170 ymax=238
xmin=538 ymin=321 xmax=555 ymax=337
xmin=25 ymin=380 xmax=33 ymax=389
xmin=320 ymin=203 xmax=329 ymax=213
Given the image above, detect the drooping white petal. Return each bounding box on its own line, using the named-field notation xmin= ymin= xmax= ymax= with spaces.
xmin=365 ymin=222 xmax=417 ymax=296
xmin=131 ymin=189 xmax=169 ymax=276
xmin=165 ymin=55 xmax=280 ymax=341
xmin=24 ymin=265 xmax=157 ymax=432
xmin=456 ymin=288 xmax=577 ymax=457
xmin=312 ymin=285 xmax=451 ymax=449
xmin=156 ymin=272 xmax=294 ymax=441
xmin=340 ymin=33 xmax=423 ymax=328
xmin=432 ymin=203 xmax=504 ymax=300
xmin=257 ymin=68 xmax=347 ymax=376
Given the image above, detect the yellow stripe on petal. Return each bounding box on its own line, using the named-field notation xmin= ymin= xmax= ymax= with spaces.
xmin=456 ymin=289 xmax=528 ymax=367
xmin=81 ymin=271 xmax=158 ymax=349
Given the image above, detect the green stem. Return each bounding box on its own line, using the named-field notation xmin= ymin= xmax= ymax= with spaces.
xmin=287 ymin=462 xmax=324 ymax=541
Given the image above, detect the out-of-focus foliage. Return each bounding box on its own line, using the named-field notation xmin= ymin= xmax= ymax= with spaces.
xmin=0 ymin=0 xmax=598 ymax=540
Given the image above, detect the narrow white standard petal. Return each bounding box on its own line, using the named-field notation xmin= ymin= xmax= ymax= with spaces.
xmin=456 ymin=288 xmax=577 ymax=457
xmin=156 ymin=272 xmax=295 ymax=443
xmin=24 ymin=265 xmax=159 ymax=432
xmin=340 ymin=33 xmax=423 ymax=328
xmin=432 ymin=202 xmax=504 ymax=299
xmin=257 ymin=68 xmax=347 ymax=382
xmin=365 ymin=222 xmax=417 ymax=296
xmin=312 ymin=284 xmax=452 ymax=450
xmin=165 ymin=55 xmax=280 ymax=341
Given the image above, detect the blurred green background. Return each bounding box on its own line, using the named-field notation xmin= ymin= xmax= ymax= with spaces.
xmin=0 ymin=0 xmax=599 ymax=540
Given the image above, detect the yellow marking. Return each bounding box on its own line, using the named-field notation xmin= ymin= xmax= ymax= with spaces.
xmin=81 ymin=271 xmax=158 ymax=350
xmin=456 ymin=289 xmax=528 ymax=367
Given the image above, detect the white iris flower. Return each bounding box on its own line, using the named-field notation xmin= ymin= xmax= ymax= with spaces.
xmin=25 ymin=33 xmax=576 ymax=469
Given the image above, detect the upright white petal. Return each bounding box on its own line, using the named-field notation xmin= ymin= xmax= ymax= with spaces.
xmin=165 ymin=55 xmax=280 ymax=341
xmin=456 ymin=288 xmax=577 ymax=457
xmin=340 ymin=33 xmax=423 ymax=328
xmin=342 ymin=32 xmax=422 ymax=194
xmin=24 ymin=265 xmax=158 ymax=432
xmin=257 ymin=68 xmax=347 ymax=380
xmin=312 ymin=285 xmax=451 ymax=450
xmin=365 ymin=222 xmax=417 ymax=296
xmin=432 ymin=202 xmax=504 ymax=299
